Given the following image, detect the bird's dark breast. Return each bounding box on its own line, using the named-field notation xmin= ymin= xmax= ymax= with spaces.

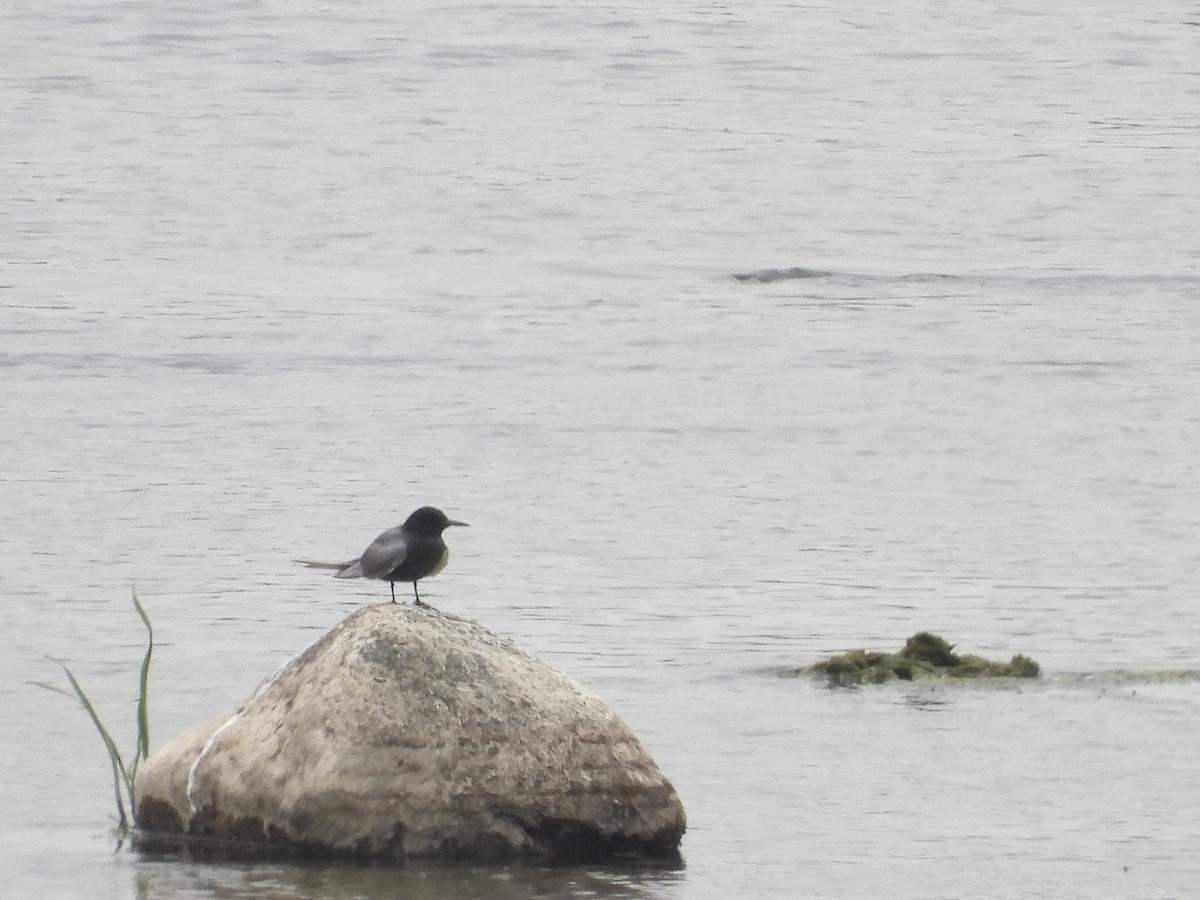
xmin=386 ymin=543 xmax=448 ymax=583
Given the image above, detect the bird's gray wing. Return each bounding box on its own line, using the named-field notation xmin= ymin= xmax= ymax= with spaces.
xmin=298 ymin=558 xmax=357 ymax=572
xmin=333 ymin=559 xmax=365 ymax=579
xmin=298 ymin=558 xmax=364 ymax=578
xmin=356 ymin=525 xmax=408 ymax=580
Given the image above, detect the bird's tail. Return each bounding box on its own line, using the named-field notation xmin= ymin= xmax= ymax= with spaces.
xmin=296 ymin=559 xmax=363 ymax=578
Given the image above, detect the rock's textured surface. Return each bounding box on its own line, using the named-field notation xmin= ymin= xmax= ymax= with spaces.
xmin=134 ymin=604 xmax=685 ymax=862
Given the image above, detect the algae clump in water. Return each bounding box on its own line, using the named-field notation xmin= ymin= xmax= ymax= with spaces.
xmin=808 ymin=632 xmax=1039 ymax=686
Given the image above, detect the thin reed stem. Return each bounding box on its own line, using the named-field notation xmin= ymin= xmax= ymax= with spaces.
xmin=33 ymin=589 xmax=155 ymax=834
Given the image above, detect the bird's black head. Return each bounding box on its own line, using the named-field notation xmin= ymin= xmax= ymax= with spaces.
xmin=404 ymin=506 xmax=469 ymax=534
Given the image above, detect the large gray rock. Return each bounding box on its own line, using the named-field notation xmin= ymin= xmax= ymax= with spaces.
xmin=134 ymin=604 xmax=685 ymax=862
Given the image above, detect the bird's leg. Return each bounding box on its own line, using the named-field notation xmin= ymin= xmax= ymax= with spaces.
xmin=390 ymin=582 xmax=396 ymax=604
xmin=412 ymin=581 xmax=428 ymax=608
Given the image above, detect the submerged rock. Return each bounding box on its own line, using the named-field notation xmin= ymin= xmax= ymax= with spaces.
xmin=805 ymin=632 xmax=1040 ymax=686
xmin=134 ymin=605 xmax=685 ymax=863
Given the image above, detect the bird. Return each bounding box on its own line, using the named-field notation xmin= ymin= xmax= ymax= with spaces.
xmin=298 ymin=506 xmax=468 ymax=605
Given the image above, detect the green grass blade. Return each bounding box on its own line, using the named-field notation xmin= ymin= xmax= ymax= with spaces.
xmin=35 ymin=596 xmax=157 ymax=834
xmin=131 ymin=589 xmax=153 ymax=766
xmin=58 ymin=664 xmax=132 ymax=828
xmin=30 ymin=680 xmax=76 ymax=699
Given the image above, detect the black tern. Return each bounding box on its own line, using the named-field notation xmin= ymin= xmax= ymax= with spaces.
xmin=299 ymin=506 xmax=468 ymax=605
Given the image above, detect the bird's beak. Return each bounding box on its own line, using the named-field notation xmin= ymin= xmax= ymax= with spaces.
xmin=448 ymin=520 xmax=469 ymax=528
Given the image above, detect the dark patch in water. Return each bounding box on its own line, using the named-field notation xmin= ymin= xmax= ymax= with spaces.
xmin=732 ymin=267 xmax=831 ymax=283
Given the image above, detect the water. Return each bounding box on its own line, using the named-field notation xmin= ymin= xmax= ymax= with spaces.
xmin=4 ymin=1 xmax=1199 ymax=897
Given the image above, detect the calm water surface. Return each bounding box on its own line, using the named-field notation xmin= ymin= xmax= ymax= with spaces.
xmin=4 ymin=1 xmax=1199 ymax=898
